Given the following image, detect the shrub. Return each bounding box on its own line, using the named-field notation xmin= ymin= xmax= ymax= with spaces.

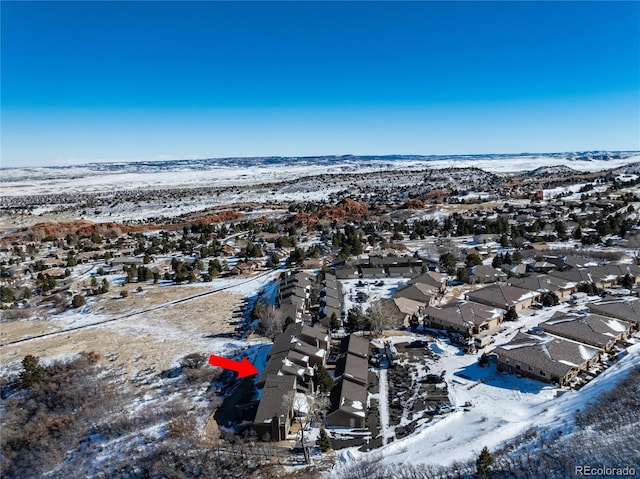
xmin=71 ymin=294 xmax=86 ymax=308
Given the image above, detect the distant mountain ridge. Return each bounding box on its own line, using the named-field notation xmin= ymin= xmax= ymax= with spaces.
xmin=2 ymin=151 xmax=639 ymax=183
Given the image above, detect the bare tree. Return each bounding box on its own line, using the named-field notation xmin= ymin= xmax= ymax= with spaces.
xmin=366 ymin=303 xmax=387 ymax=337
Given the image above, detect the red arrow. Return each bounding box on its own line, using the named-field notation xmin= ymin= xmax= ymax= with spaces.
xmin=208 ymin=354 xmax=259 ymax=378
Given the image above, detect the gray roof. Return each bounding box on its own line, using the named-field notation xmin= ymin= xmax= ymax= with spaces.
xmin=424 ymin=301 xmax=502 ymax=328
xmin=471 ymin=265 xmax=507 ymax=281
xmin=258 ymin=351 xmax=311 ymax=386
xmin=322 ymin=295 xmax=341 ymax=310
xmin=494 ymin=332 xmax=600 ymax=380
xmin=540 ymin=312 xmax=633 ymax=348
xmin=508 ymin=274 xmax=576 ymax=293
xmin=387 ymin=265 xmax=419 ymax=277
xmin=299 ymin=324 xmax=330 ymax=346
xmin=335 ymin=267 xmax=359 ymax=279
xmin=254 ymin=376 xmax=296 ymax=424
xmin=368 ymin=255 xmax=419 ymax=267
xmin=548 ymin=268 xmax=598 ymax=285
xmin=360 ymin=266 xmax=386 ymax=278
xmin=395 ymin=283 xmax=436 ymax=303
xmin=341 ymin=334 xmax=370 ymax=358
xmin=466 ymin=284 xmax=538 ymax=309
xmin=279 ymin=303 xmax=298 ymax=322
xmin=258 ymin=351 xmax=289 ymax=385
xmin=269 ymin=324 xmax=327 ymax=361
xmin=408 ymin=271 xmax=445 ymax=289
xmin=377 ymin=297 xmax=423 ymax=323
xmin=548 ymin=263 xmax=639 ymax=285
xmin=322 ymin=305 xmax=341 ymax=320
xmin=324 ymin=273 xmax=337 ymax=283
xmin=586 ymin=298 xmax=640 ymax=325
xmin=335 ymin=352 xmax=369 ymax=386
xmin=330 ymin=377 xmax=367 ymax=419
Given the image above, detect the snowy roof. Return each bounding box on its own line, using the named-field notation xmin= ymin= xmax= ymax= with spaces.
xmin=586 ymin=298 xmax=640 ymax=325
xmin=508 ymin=274 xmax=575 ymax=293
xmin=540 ymin=312 xmax=633 ymax=349
xmin=466 ymin=283 xmax=539 ymax=309
xmin=330 ymin=377 xmax=368 ymax=418
xmin=495 ymin=332 xmax=600 ymax=380
xmin=424 ymin=300 xmax=501 ymax=328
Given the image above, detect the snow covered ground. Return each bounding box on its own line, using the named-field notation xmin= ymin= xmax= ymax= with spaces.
xmin=340 ymin=278 xmax=410 ymax=315
xmin=3 ymin=153 xmax=639 ymax=197
xmin=335 ymin=301 xmax=640 ymax=470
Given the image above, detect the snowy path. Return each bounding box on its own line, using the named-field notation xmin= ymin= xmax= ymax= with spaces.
xmin=378 ymin=368 xmax=390 ymax=445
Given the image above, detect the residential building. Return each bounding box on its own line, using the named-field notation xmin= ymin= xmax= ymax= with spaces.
xmin=495 ymin=332 xmax=600 ymax=386
xmin=254 ymin=376 xmax=297 ymax=441
xmin=540 ymin=311 xmax=634 ymax=351
xmin=465 ymin=283 xmax=540 ymax=311
xmin=424 ymin=301 xmax=503 ymax=336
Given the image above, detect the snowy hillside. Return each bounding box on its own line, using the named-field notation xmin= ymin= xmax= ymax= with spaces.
xmin=2 ymin=151 xmax=639 ymax=197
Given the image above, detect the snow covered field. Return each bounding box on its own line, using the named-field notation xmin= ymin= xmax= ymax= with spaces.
xmin=3 ymin=152 xmax=639 ymax=197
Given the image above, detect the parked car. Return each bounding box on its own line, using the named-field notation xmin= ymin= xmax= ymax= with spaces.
xmin=474 ymin=335 xmax=493 ymax=348
xmin=528 ymin=326 xmax=544 ymax=335
xmin=435 ymin=403 xmax=454 ymax=414
xmin=424 ymin=374 xmax=444 ymax=384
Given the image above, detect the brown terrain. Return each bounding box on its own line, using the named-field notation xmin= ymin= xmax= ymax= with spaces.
xmin=291 ymin=198 xmax=370 ymax=226
xmin=1 ymin=285 xmax=245 ymax=379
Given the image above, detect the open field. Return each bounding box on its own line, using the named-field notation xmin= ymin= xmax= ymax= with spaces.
xmin=1 ymin=286 xmax=245 ymax=379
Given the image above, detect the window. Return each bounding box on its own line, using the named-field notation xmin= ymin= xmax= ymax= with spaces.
xmin=504 ymin=358 xmax=509 ymax=364
xmin=528 ymin=366 xmax=532 ymax=371
xmin=516 ymin=365 xmax=521 ymax=370
xmin=540 ymin=371 xmax=546 ymax=377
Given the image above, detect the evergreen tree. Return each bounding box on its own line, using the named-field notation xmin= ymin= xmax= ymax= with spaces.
xmin=345 ymin=306 xmax=364 ymax=333
xmin=478 ymin=352 xmax=489 ymax=367
xmin=329 ymin=311 xmax=340 ymax=330
xmin=542 ymin=292 xmax=559 ymax=307
xmin=283 ymin=316 xmax=295 ymax=331
xmin=408 ymin=313 xmax=420 ymax=331
xmin=573 ymin=225 xmax=583 ymax=240
xmin=317 ymin=428 xmax=332 ymax=453
xmin=476 ymin=446 xmax=493 ymax=478
xmin=466 ymin=253 xmax=483 ymax=267
xmin=622 ymin=274 xmax=635 ymax=290
xmin=512 ymin=250 xmax=522 ymax=264
xmin=315 ymin=364 xmax=334 ymax=393
xmin=20 ymin=355 xmax=44 ymax=388
xmin=457 ymin=267 xmax=470 ymax=283
xmin=439 ymin=252 xmax=457 ymax=275
xmin=504 ymin=306 xmax=518 ymax=321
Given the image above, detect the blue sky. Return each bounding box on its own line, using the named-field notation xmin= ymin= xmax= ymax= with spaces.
xmin=2 ymin=1 xmax=639 ymax=167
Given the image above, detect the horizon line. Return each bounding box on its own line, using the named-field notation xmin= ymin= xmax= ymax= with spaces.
xmin=3 ymin=149 xmax=640 ymax=170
